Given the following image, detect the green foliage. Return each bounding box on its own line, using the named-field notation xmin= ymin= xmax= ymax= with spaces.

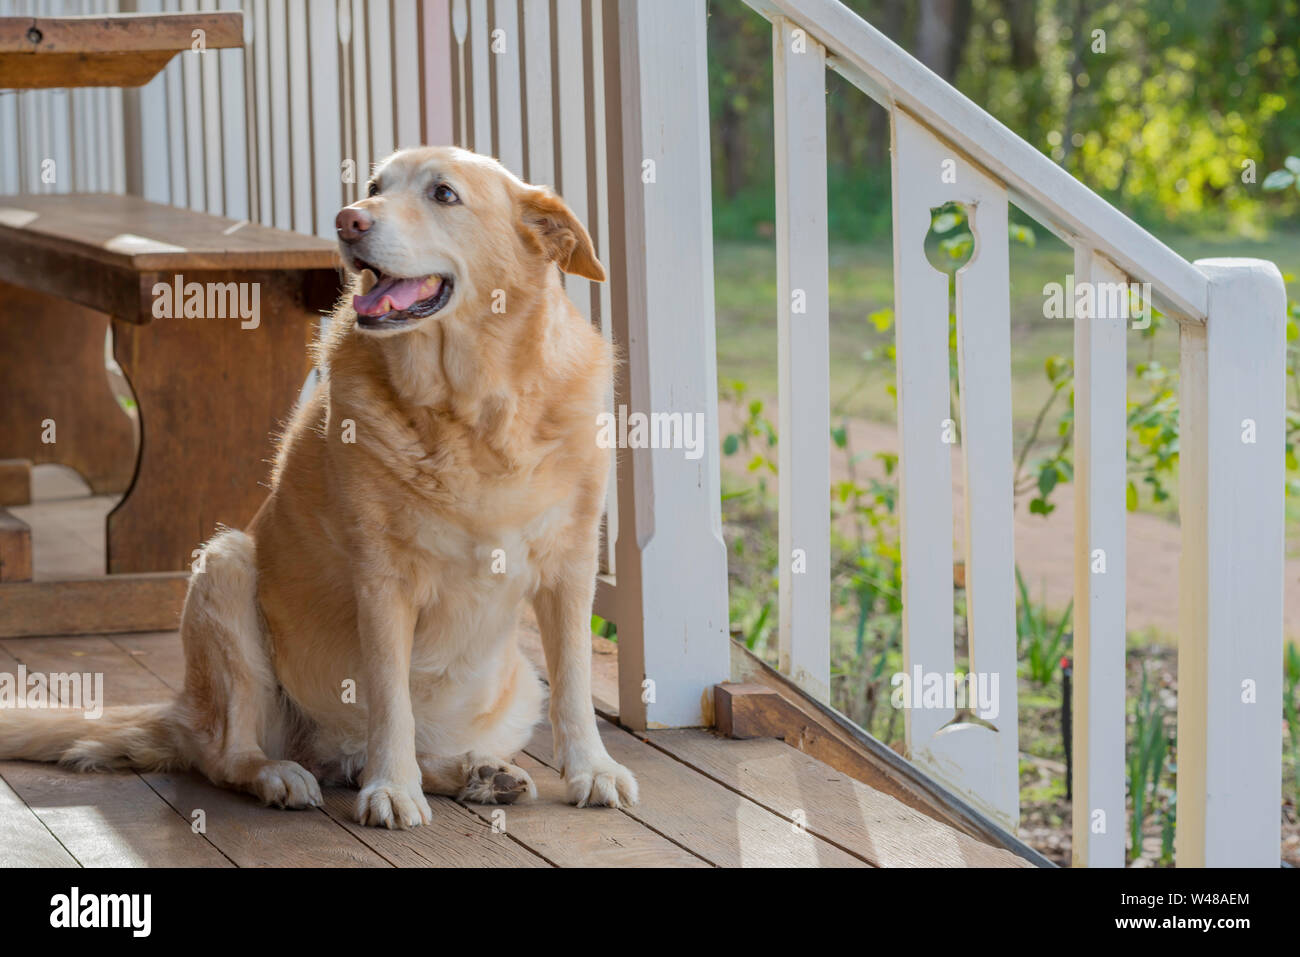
xmin=1128 ymin=663 xmax=1176 ymax=866
xmin=706 ymin=0 xmax=1300 ymax=242
xmin=1015 ymin=567 xmax=1073 ymax=686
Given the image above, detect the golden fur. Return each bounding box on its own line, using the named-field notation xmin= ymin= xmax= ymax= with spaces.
xmin=0 ymin=147 xmax=637 ymax=828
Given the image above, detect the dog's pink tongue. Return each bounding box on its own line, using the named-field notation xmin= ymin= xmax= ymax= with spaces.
xmin=353 ymin=276 xmax=429 ymax=317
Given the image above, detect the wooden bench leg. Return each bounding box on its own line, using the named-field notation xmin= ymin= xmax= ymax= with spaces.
xmin=107 ymin=271 xmax=319 ymax=574
xmin=0 ymin=508 xmax=32 ymax=582
xmin=0 ymin=282 xmax=137 ymax=495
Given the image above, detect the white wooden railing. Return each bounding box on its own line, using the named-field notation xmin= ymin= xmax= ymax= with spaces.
xmin=741 ymin=0 xmax=1286 ymax=867
xmin=1 ymin=0 xmax=1285 ymax=866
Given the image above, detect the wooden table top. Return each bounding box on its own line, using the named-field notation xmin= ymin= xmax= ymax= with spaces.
xmin=0 ymin=12 xmax=243 ymax=89
xmin=0 ymin=193 xmax=340 ymax=272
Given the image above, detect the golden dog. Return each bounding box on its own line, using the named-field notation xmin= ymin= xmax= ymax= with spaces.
xmin=0 ymin=146 xmax=637 ymax=829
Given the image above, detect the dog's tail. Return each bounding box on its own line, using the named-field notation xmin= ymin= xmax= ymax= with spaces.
xmin=0 ymin=702 xmax=187 ymax=771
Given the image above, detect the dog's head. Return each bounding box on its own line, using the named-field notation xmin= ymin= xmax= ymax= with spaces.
xmin=334 ymin=146 xmax=604 ymax=335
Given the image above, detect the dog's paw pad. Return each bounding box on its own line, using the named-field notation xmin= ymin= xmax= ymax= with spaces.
xmin=458 ymin=762 xmax=535 ymax=805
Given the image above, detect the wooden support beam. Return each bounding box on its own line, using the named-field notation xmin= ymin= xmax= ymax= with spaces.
xmin=0 ymin=508 xmax=32 ymax=582
xmin=0 ymin=571 xmax=188 ymax=638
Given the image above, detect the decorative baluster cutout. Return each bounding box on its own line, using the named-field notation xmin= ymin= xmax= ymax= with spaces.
xmin=890 ymin=108 xmax=1018 ymax=828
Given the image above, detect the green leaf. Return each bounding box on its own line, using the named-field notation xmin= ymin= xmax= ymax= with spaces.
xmin=831 ymin=425 xmax=848 ymax=449
xmin=1126 ymin=480 xmax=1139 ymax=511
xmin=723 ymin=433 xmax=739 ymax=456
xmin=1029 ymin=497 xmax=1054 ymax=516
xmin=1037 ymin=463 xmax=1058 ymax=497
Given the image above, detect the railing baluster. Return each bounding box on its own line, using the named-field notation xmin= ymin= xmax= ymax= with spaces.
xmin=180 ymin=0 xmax=205 ymax=209
xmin=953 ymin=158 xmax=1018 ymax=826
xmin=391 ymin=0 xmax=421 ymax=150
xmin=555 ymin=0 xmax=591 ymax=325
xmin=1177 ymin=258 xmax=1286 ymax=866
xmin=890 ymin=108 xmax=958 ymax=768
xmin=890 ymin=108 xmax=1018 ymax=827
xmin=1071 ymin=246 xmax=1127 ymax=867
xmin=217 ymin=0 xmax=247 ymax=218
xmin=588 ymin=0 xmax=616 ymax=579
xmin=521 ymin=0 xmax=552 ymax=186
xmin=419 ymin=0 xmax=455 ymax=147
xmin=307 ymin=0 xmax=340 ymax=236
xmin=468 ymin=0 xmax=491 ymax=155
xmin=772 ymin=15 xmax=830 ymax=703
xmin=364 ymin=0 xmax=393 ymax=162
xmin=285 ymin=0 xmax=310 ymax=228
xmin=250 ymin=0 xmax=271 ymax=220
xmin=490 ymin=0 xmax=522 ymax=178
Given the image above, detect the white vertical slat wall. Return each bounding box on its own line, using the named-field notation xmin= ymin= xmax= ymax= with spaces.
xmin=772 ymin=16 xmax=830 ymax=704
xmin=1 ymin=0 xmax=125 ymax=195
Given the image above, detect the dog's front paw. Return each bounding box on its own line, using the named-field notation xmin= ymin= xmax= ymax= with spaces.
xmin=564 ymin=755 xmax=638 ymax=809
xmin=355 ymin=778 xmax=433 ymax=829
xmin=252 ymin=759 xmax=322 ymax=809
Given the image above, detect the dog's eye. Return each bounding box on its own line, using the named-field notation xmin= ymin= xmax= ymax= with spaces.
xmin=367 ymin=182 xmax=380 ymax=197
xmin=430 ymin=183 xmax=460 ymax=205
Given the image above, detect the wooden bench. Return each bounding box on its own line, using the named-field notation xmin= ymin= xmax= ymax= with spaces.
xmin=0 ymin=193 xmax=339 ymax=576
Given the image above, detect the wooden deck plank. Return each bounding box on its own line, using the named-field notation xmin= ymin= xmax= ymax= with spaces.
xmin=645 ymin=729 xmax=1031 ymax=868
xmin=317 ymin=788 xmax=550 ymax=868
xmin=0 ymin=772 xmax=78 ymax=867
xmin=0 ymin=633 xmax=175 ymax=706
xmin=0 ymin=762 xmax=233 ymax=867
xmin=455 ymin=751 xmax=710 ymax=868
xmin=0 ymin=636 xmax=404 ymax=868
xmin=107 ymin=631 xmax=186 ymax=690
xmin=0 ymin=639 xmax=231 ymax=866
xmin=526 ymin=718 xmax=870 ymax=868
xmin=142 ymin=771 xmax=391 ymax=868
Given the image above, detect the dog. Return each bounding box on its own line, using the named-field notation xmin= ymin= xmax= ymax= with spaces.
xmin=0 ymin=146 xmax=638 ymax=829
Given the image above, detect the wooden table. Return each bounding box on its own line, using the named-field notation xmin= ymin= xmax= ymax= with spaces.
xmin=0 ymin=193 xmax=340 ymax=575
xmin=0 ymin=11 xmax=242 ymax=89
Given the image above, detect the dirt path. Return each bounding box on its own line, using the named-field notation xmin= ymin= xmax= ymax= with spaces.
xmin=719 ymin=405 xmax=1300 ymax=642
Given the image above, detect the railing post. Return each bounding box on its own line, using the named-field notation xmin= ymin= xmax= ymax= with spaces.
xmin=1176 ymin=258 xmax=1286 ymax=867
xmin=601 ymin=0 xmax=731 ymax=730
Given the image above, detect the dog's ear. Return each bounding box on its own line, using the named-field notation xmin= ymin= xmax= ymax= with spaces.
xmin=518 ymin=187 xmax=606 ymax=282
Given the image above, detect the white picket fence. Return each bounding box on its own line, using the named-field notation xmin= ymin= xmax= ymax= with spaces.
xmin=0 ymin=0 xmax=1285 ymax=866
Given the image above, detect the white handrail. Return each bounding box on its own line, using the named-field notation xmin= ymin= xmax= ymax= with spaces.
xmin=743 ymin=0 xmax=1209 ymax=323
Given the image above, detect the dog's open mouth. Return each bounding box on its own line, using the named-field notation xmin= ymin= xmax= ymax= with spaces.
xmin=352 ymin=262 xmax=453 ymax=329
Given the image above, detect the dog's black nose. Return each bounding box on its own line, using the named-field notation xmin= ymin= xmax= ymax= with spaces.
xmin=336 ymin=207 xmax=373 ymax=243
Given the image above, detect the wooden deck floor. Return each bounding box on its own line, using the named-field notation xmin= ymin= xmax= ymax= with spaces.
xmin=0 ymin=467 xmax=1030 ymax=868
